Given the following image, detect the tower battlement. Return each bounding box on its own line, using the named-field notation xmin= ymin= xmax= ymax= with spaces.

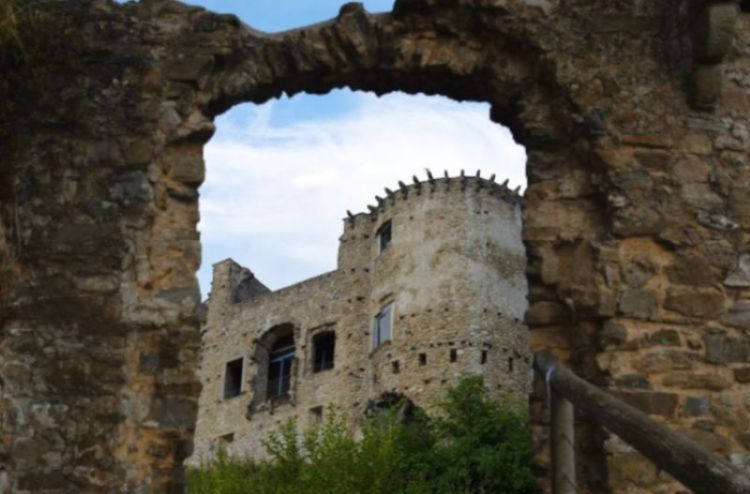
xmin=343 ymin=170 xmax=522 ymax=230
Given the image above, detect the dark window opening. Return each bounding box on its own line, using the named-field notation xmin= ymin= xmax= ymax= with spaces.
xmin=450 ymin=348 xmax=457 ymax=362
xmin=373 ymin=303 xmax=393 ymax=348
xmin=508 ymin=357 xmax=514 ymax=373
xmin=268 ymin=334 xmax=295 ymax=399
xmin=378 ymin=220 xmax=392 ymax=253
xmin=481 ymin=350 xmax=488 ymax=365
xmin=392 ymin=360 xmax=400 ymax=374
xmin=219 ymin=432 xmax=235 ymax=444
xmin=310 ymin=406 xmax=323 ymax=425
xmin=223 ymin=358 xmax=244 ymax=400
xmin=419 ymin=353 xmax=427 ymax=366
xmin=313 ymin=332 xmax=336 ymax=373
xmin=742 ymin=0 xmax=750 ymax=12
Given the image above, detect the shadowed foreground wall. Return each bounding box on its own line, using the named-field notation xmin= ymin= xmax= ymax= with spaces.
xmin=0 ymin=0 xmax=749 ymax=492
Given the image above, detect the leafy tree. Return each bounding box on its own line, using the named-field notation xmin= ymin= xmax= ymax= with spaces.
xmin=187 ymin=377 xmax=538 ymax=494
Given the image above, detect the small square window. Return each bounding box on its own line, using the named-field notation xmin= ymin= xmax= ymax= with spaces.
xmin=310 ymin=406 xmax=323 ymax=425
xmin=378 ymin=220 xmax=392 ymax=253
xmin=223 ymin=358 xmax=244 ymax=400
xmin=373 ymin=303 xmax=393 ymax=348
xmin=449 ymin=349 xmax=457 ymax=362
xmin=419 ymin=353 xmax=427 ymax=366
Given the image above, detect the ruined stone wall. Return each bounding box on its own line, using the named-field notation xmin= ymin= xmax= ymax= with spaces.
xmin=2 ymin=0 xmax=750 ymax=492
xmin=189 ymin=175 xmax=529 ymax=463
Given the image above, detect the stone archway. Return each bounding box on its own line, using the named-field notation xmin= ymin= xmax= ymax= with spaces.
xmin=1 ymin=0 xmax=748 ymax=492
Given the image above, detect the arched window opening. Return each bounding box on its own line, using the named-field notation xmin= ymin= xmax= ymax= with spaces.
xmin=268 ymin=333 xmax=295 ymax=399
xmin=247 ymin=323 xmax=297 ymax=414
xmin=312 ymin=331 xmax=336 ymax=373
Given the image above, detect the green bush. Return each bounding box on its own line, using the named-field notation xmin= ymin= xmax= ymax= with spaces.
xmin=187 ymin=377 xmax=538 ymax=494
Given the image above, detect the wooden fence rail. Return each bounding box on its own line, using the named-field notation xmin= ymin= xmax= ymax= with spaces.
xmin=535 ymin=351 xmax=750 ymax=494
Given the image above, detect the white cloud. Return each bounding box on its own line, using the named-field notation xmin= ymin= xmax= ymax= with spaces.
xmin=199 ymin=92 xmax=526 ymax=294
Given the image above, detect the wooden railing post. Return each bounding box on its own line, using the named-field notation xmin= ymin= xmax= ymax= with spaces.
xmin=551 ymin=390 xmax=576 ymax=494
xmin=535 ymin=351 xmax=750 ymax=494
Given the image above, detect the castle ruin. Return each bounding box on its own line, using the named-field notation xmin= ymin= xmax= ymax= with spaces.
xmin=2 ymin=0 xmax=750 ymax=492
xmin=190 ymin=174 xmax=530 ymax=462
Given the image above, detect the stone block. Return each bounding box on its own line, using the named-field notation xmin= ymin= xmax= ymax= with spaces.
xmin=734 ymin=367 xmax=750 ymax=383
xmin=621 ymin=255 xmax=657 ymax=287
xmin=167 ymin=145 xmax=205 ymax=185
xmin=600 ymin=320 xmax=628 ymax=349
xmin=678 ymin=132 xmax=713 ymax=155
xmin=664 ymin=287 xmax=725 ymax=319
xmin=634 ymin=150 xmax=671 ymax=171
xmin=662 ymin=372 xmax=730 ymax=391
xmin=633 ymin=350 xmax=698 ymax=373
xmin=724 ymin=299 xmax=750 ymax=329
xmin=124 ymin=140 xmax=154 ymax=167
xmin=610 ymin=391 xmax=678 ymax=417
xmin=163 ymin=55 xmax=214 ymax=83
xmin=724 ymin=254 xmax=750 ymax=287
xmin=86 ymin=141 xmax=123 ymax=166
xmin=704 ymin=333 xmax=750 ymax=364
xmin=666 ymin=254 xmax=717 ymax=286
xmin=618 ymin=289 xmax=656 ymax=319
xmin=684 ymin=395 xmax=710 ymax=416
xmin=109 ymin=171 xmax=154 ymax=203
xmin=614 ymin=374 xmax=651 ymax=390
xmin=648 ymin=329 xmax=681 ymax=347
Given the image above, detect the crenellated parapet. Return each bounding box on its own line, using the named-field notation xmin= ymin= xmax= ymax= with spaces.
xmin=344 ymin=169 xmax=522 ymax=230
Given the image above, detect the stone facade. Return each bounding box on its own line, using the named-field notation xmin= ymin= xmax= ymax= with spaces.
xmin=2 ymin=0 xmax=750 ymax=492
xmin=189 ymin=175 xmax=529 ymax=463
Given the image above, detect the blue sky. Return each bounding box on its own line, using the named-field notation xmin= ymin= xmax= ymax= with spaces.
xmin=155 ymin=1 xmax=527 ymax=296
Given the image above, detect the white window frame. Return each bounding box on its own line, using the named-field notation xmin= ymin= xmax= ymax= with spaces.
xmin=373 ymin=302 xmax=394 ymax=349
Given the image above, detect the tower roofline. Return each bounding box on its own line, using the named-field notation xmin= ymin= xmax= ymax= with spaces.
xmin=343 ymin=169 xmax=523 ymax=226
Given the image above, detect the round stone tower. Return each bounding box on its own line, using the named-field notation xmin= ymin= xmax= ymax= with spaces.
xmin=339 ymin=172 xmax=530 ymax=409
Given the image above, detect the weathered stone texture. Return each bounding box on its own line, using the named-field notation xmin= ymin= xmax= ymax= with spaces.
xmin=1 ymin=0 xmax=750 ymax=492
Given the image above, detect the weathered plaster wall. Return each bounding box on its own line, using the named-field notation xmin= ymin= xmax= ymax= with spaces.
xmin=1 ymin=0 xmax=749 ymax=492
xmin=190 ymin=176 xmax=529 ymax=463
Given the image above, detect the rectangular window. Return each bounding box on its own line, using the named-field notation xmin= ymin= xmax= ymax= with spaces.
xmin=313 ymin=332 xmax=336 ymax=373
xmin=378 ymin=220 xmax=392 ymax=253
xmin=223 ymin=358 xmax=244 ymax=400
xmin=373 ymin=303 xmax=393 ymax=348
xmin=268 ymin=350 xmax=294 ymax=399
